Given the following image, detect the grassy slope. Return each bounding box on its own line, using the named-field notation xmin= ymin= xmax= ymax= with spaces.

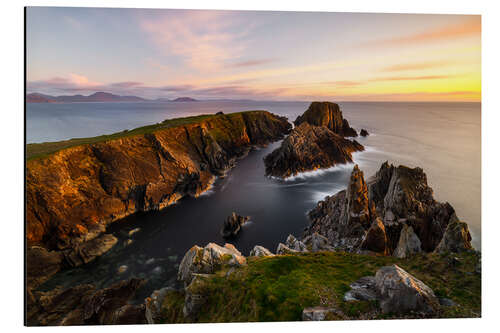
xmin=26 ymin=111 xmax=268 ymax=160
xmin=159 ymin=251 xmax=480 ymax=323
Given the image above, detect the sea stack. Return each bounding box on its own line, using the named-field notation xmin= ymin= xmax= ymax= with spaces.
xmin=264 ymin=102 xmax=364 ymax=178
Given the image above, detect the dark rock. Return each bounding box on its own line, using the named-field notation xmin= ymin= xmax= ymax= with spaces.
xmin=221 ymin=212 xmax=250 ymax=238
xmin=62 ymin=233 xmax=118 ymax=268
xmin=439 ymin=297 xmax=457 ymax=307
xmin=344 ymin=276 xmax=377 ymax=301
xmin=294 ymin=101 xmax=357 ymax=137
xmin=216 ymin=111 xmax=224 ymax=115
xmin=360 ymin=217 xmax=389 ymax=255
xmin=264 ymin=123 xmax=364 ymax=178
xmin=304 ymin=162 xmax=472 ymax=256
xmin=360 ymin=129 xmax=369 ymax=137
xmin=27 ymin=278 xmax=145 ymax=326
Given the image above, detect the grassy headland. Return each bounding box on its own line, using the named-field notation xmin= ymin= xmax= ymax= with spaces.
xmin=159 ymin=250 xmax=480 ymax=323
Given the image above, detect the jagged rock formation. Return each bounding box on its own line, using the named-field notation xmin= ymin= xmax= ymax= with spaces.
xmin=26 ymin=278 xmax=145 ymax=326
xmin=360 ymin=129 xmax=369 ymax=137
xmin=304 ymin=162 xmax=472 ymax=255
xmin=26 ymin=111 xmax=290 ymax=288
xmin=221 ymin=212 xmax=249 ymax=238
xmin=344 ymin=265 xmax=439 ymax=315
xmin=249 ymin=245 xmax=274 ymax=257
xmin=434 ymin=219 xmax=473 ymax=253
xmin=177 ymin=243 xmax=246 ymax=285
xmin=294 ymin=101 xmax=358 ymax=137
xmin=264 ymin=123 xmax=364 ymax=178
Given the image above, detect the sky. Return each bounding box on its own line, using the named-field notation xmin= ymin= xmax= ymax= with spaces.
xmin=26 ymin=7 xmax=481 ymax=101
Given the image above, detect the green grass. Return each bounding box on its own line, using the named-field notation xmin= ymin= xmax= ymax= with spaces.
xmin=159 ymin=251 xmax=480 ymax=323
xmin=26 ymin=111 xmax=269 ymax=161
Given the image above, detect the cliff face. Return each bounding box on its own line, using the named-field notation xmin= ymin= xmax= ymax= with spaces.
xmin=264 ymin=123 xmax=364 ymax=178
xmin=294 ymin=101 xmax=358 ymax=137
xmin=304 ymin=162 xmax=472 ymax=255
xmin=26 ymin=111 xmax=291 ymax=253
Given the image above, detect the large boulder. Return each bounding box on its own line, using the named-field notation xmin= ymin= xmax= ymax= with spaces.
xmin=263 ymin=123 xmax=364 ymax=178
xmin=177 ymin=243 xmax=246 ymax=285
xmin=434 ymin=219 xmax=472 ymax=253
xmin=276 ymin=243 xmax=299 ymax=255
xmin=375 ymin=265 xmax=438 ymax=314
xmin=221 ymin=212 xmax=249 ymax=238
xmin=393 ymin=224 xmax=422 ymax=258
xmin=249 ymin=245 xmax=274 ymax=257
xmin=62 ymin=233 xmax=118 ymax=268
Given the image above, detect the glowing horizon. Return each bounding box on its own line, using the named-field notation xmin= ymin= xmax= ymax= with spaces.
xmin=26 ymin=8 xmax=481 ymax=102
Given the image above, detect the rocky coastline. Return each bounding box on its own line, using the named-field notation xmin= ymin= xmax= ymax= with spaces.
xmin=264 ymin=102 xmax=364 ymax=179
xmin=26 ymin=111 xmax=291 ymax=290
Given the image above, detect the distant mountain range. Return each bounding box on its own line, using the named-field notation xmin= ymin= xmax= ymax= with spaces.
xmin=26 ymin=92 xmax=199 ymax=103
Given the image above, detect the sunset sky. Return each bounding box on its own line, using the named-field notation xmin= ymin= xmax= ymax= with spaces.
xmin=26 ymin=7 xmax=481 ymax=101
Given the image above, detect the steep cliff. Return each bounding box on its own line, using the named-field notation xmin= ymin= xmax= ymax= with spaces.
xmin=26 ymin=111 xmax=291 ymax=286
xmin=294 ymin=101 xmax=358 ymax=137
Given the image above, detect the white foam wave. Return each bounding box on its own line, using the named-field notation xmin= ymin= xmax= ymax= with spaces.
xmin=281 ymin=163 xmax=354 ymax=181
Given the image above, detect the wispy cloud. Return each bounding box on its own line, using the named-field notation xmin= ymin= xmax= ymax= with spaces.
xmin=228 ymin=58 xmax=278 ymax=68
xmin=362 ymin=17 xmax=480 ymax=48
xmin=139 ymin=11 xmax=255 ymax=72
xmin=369 ymin=75 xmax=452 ymax=82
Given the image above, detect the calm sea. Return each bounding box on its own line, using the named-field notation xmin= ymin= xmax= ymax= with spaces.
xmin=28 ymin=101 xmax=481 ymax=299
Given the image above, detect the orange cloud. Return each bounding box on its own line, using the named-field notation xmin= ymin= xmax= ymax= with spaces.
xmin=381 ymin=61 xmax=448 ymax=72
xmin=365 ymin=17 xmax=480 ymax=47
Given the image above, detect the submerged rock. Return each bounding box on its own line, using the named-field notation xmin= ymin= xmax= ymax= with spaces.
xmin=264 ymin=123 xmax=364 ymax=178
xmin=221 ymin=212 xmax=250 ymax=238
xmin=177 ymin=242 xmax=246 ymax=285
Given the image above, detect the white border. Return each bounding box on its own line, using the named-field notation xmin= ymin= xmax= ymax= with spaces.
xmin=1 ymin=0 xmax=498 ymax=332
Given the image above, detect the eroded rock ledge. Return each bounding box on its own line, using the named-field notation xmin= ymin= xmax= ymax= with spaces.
xmin=304 ymin=162 xmax=473 ymax=255
xmin=26 ymin=111 xmax=291 ymax=288
xmin=264 ymin=102 xmax=364 ymax=178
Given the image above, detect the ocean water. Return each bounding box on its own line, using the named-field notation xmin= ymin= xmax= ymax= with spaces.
xmin=28 ymin=101 xmax=481 ymax=299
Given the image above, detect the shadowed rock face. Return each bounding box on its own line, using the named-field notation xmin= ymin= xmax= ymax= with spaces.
xmin=26 ymin=278 xmax=145 ymax=326
xmin=294 ymin=101 xmax=358 ymax=137
xmin=304 ymin=162 xmax=472 ymax=255
xmin=264 ymin=123 xmax=364 ymax=178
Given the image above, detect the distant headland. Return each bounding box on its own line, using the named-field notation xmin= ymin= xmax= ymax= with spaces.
xmin=26 ymin=92 xmax=199 ymax=103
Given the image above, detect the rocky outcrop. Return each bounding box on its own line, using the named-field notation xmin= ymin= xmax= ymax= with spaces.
xmin=249 ymin=245 xmax=274 ymax=257
xmin=304 ymin=162 xmax=472 ymax=256
xmin=294 ymin=102 xmax=357 ymax=137
xmin=302 ymin=306 xmax=345 ymax=321
xmin=434 ymin=219 xmax=473 ymax=253
xmin=393 ymin=224 xmax=422 ymax=258
xmin=360 ymin=129 xmax=369 ymax=137
xmin=221 ymin=212 xmax=249 ymax=238
xmin=264 ymin=123 xmax=364 ymax=178
xmin=27 ymin=278 xmax=145 ymax=326
xmin=302 ymin=232 xmax=334 ymax=252
xmin=344 ymin=265 xmax=439 ymax=315
xmin=26 ymin=111 xmax=290 ymax=288
xmin=183 ymin=275 xmax=210 ymax=318
xmin=177 ymin=243 xmax=246 ymax=285
xmin=276 ymin=243 xmax=299 ymax=255
xmin=285 ymin=234 xmax=308 ymax=252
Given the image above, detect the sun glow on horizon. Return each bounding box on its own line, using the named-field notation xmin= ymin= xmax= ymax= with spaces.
xmin=26 ymin=8 xmax=481 ymax=102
